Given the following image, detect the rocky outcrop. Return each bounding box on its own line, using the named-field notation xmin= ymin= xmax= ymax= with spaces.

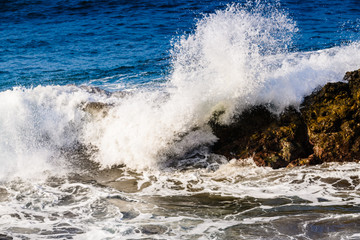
xmin=83 ymin=102 xmax=112 ymax=118
xmin=301 ymin=69 xmax=360 ymax=164
xmin=211 ymin=68 xmax=360 ymax=168
xmin=211 ymin=106 xmax=314 ymax=168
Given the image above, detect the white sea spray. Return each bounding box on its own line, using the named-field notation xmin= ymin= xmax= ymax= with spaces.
xmin=1 ymin=5 xmax=360 ymax=174
xmin=1 ymin=2 xmax=360 ymax=239
xmin=0 ymin=86 xmax=95 ymax=180
xmin=82 ymin=4 xmax=360 ymax=169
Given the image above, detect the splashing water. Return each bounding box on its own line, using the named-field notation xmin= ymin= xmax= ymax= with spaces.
xmin=0 ymin=4 xmax=360 ymax=174
xmin=1 ymin=2 xmax=360 ymax=239
xmin=82 ymin=4 xmax=360 ymax=170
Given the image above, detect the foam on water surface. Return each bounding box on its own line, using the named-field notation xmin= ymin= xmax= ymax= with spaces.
xmin=0 ymin=3 xmax=360 ymax=175
xmin=1 ymin=2 xmax=360 ymax=239
xmin=1 ymin=160 xmax=360 ymax=239
xmin=82 ymin=4 xmax=360 ymax=169
xmin=2 ymin=41 xmax=360 ymax=177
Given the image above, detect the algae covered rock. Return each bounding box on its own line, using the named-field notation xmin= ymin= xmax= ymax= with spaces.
xmin=211 ymin=68 xmax=360 ymax=168
xmin=249 ymin=107 xmax=313 ymax=168
xmin=211 ymin=106 xmax=313 ymax=168
xmin=301 ymin=68 xmax=360 ymax=163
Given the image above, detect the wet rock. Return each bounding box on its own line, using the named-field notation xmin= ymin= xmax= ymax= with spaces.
xmin=211 ymin=68 xmax=360 ymax=168
xmin=0 ymin=188 xmax=9 ymax=202
xmin=140 ymin=224 xmax=168 ymax=235
xmin=301 ymin=68 xmax=360 ymax=163
xmin=211 ymin=106 xmax=313 ymax=168
xmin=0 ymin=234 xmax=13 ymax=240
xmin=82 ymin=102 xmax=112 ymax=118
xmin=120 ymin=211 xmax=139 ymax=220
xmin=80 ymin=86 xmax=130 ymax=118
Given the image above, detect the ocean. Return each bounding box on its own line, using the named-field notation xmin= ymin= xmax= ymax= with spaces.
xmin=1 ymin=0 xmax=360 ymax=239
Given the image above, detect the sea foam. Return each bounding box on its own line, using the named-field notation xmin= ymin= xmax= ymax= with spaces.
xmin=0 ymin=86 xmax=92 ymax=180
xmin=1 ymin=4 xmax=360 ymax=177
xmin=83 ymin=4 xmax=360 ymax=169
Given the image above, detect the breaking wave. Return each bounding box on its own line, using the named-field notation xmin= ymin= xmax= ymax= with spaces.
xmin=1 ymin=4 xmax=360 ymax=179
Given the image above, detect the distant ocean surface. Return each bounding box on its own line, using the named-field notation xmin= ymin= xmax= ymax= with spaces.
xmin=1 ymin=0 xmax=359 ymax=91
xmin=1 ymin=1 xmax=360 ymax=239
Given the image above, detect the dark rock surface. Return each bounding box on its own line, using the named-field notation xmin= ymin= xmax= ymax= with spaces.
xmin=211 ymin=68 xmax=360 ymax=168
xmin=301 ymin=68 xmax=360 ymax=164
xmin=82 ymin=102 xmax=111 ymax=118
xmin=211 ymin=106 xmax=313 ymax=168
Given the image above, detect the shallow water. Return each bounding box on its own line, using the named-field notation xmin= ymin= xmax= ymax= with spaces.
xmin=1 ymin=0 xmax=360 ymax=239
xmin=1 ymin=160 xmax=360 ymax=239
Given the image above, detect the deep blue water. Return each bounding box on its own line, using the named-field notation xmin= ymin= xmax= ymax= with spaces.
xmin=2 ymin=2 xmax=360 ymax=239
xmin=0 ymin=0 xmax=359 ymax=91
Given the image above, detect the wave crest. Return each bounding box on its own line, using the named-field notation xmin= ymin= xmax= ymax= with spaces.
xmin=1 ymin=3 xmax=360 ymax=177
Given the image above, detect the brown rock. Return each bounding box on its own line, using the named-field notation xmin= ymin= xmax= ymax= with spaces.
xmin=211 ymin=68 xmax=360 ymax=168
xmin=301 ymin=68 xmax=360 ymax=163
xmin=211 ymin=106 xmax=313 ymax=168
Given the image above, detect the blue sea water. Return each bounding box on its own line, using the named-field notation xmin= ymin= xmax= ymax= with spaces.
xmin=0 ymin=0 xmax=359 ymax=91
xmin=1 ymin=1 xmax=360 ymax=239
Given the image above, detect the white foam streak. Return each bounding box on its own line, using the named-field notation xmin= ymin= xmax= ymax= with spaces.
xmin=135 ymin=160 xmax=360 ymax=206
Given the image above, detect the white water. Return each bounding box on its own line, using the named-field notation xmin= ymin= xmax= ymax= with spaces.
xmin=81 ymin=4 xmax=360 ymax=169
xmin=0 ymin=86 xmax=87 ymax=180
xmin=1 ymin=160 xmax=360 ymax=239
xmin=0 ymin=5 xmax=360 ymax=176
xmin=1 ymin=4 xmax=360 ymax=239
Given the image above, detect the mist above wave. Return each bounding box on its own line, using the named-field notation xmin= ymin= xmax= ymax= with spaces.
xmin=0 ymin=3 xmax=360 ymax=179
xmin=80 ymin=3 xmax=293 ymax=168
xmin=84 ymin=3 xmax=360 ymax=169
